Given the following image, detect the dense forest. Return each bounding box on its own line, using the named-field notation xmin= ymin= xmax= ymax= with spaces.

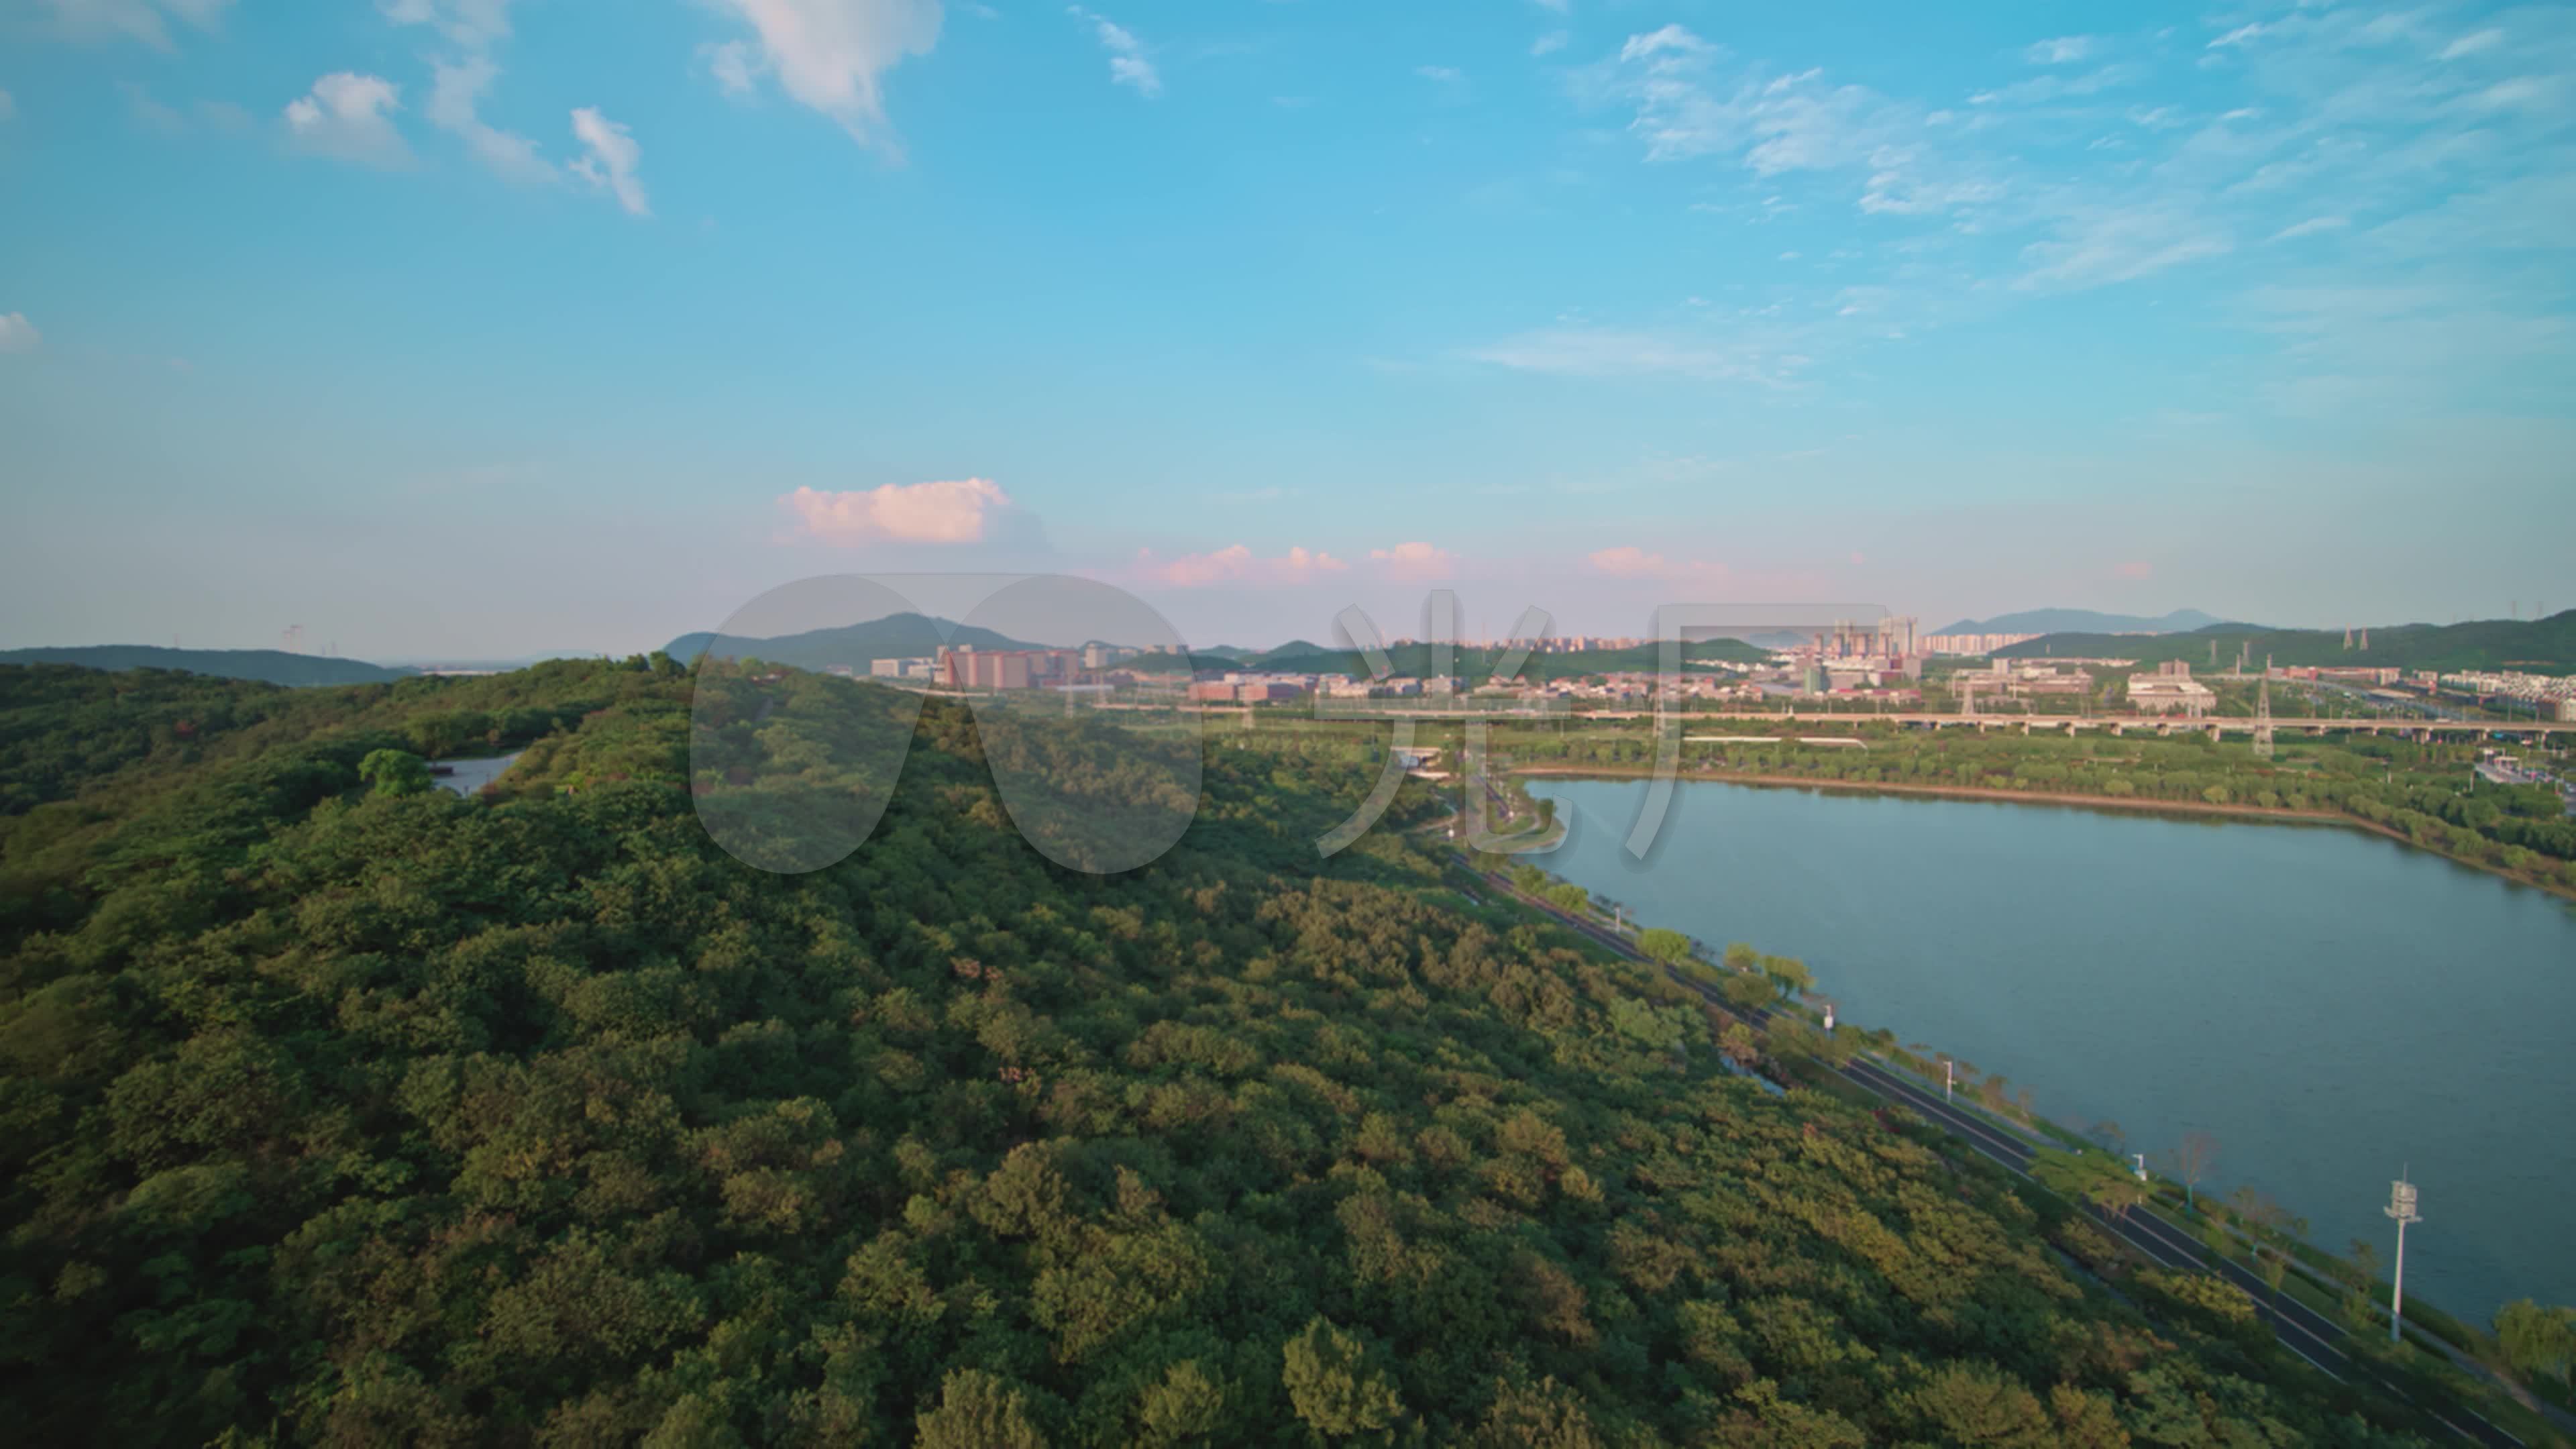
xmin=0 ymin=660 xmax=2462 ymax=1444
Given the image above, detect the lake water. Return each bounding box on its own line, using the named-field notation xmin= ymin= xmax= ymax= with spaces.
xmin=1523 ymin=777 xmax=2576 ymax=1326
xmin=432 ymin=753 xmax=521 ymax=796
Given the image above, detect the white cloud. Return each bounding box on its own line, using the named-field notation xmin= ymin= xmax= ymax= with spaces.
xmin=37 ymin=0 xmax=231 ymax=51
xmin=2024 ymin=36 xmax=2093 ymax=65
xmin=1368 ymin=541 xmax=1454 ymax=581
xmin=427 ymin=56 xmax=557 ymax=184
xmin=2208 ymin=22 xmax=2268 ymax=50
xmin=782 ymin=478 xmax=1014 ymax=545
xmin=1416 ymin=64 xmax=1462 ymax=83
xmin=1532 ymin=31 xmax=1568 ymax=58
xmin=2438 ymin=28 xmax=2504 ymax=61
xmin=706 ymin=0 xmax=943 ymax=146
xmin=0 ymin=313 xmax=40 ymax=353
xmin=1069 ymin=7 xmax=1160 ymax=98
xmin=284 ymin=73 xmax=411 ymax=166
xmin=1138 ymin=544 xmax=1348 ymax=587
xmin=2268 ymin=214 xmax=2348 ymax=242
xmin=570 ymin=107 xmax=649 ymax=216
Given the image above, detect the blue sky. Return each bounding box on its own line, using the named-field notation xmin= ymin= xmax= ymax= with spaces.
xmin=3 ymin=0 xmax=2571 ymax=656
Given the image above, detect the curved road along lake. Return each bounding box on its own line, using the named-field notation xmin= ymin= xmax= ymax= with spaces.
xmin=1524 ymin=777 xmax=2576 ymax=1326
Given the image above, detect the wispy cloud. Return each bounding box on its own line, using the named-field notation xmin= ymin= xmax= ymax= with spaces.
xmin=2268 ymin=214 xmax=2348 ymax=242
xmin=570 ymin=107 xmax=649 ymax=216
xmin=2438 ymin=28 xmax=2505 ymax=61
xmin=2018 ymin=201 xmax=2231 ymax=288
xmin=36 ymin=0 xmax=232 ymax=51
xmin=1465 ymin=325 xmax=1800 ymax=386
xmin=2024 ymin=36 xmax=2094 ymax=66
xmin=1070 ymin=7 xmax=1161 ymax=98
xmin=1587 ymin=545 xmax=1725 ymax=580
xmin=0 ymin=312 xmax=40 ymax=354
xmin=425 ymin=54 xmax=557 ymax=185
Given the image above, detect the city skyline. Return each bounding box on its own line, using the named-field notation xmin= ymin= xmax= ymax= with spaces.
xmin=4 ymin=0 xmax=2572 ymax=655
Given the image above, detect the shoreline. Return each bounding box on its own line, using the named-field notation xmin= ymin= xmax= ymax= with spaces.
xmin=1507 ymin=764 xmax=2576 ymax=903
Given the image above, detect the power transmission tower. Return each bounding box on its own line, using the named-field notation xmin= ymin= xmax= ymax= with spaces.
xmin=2253 ymin=677 xmax=2274 ymax=759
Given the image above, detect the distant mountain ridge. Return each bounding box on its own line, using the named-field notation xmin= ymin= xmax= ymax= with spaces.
xmin=1934 ymin=608 xmax=2227 ymax=636
xmin=665 ymin=612 xmax=1045 ymax=669
xmin=0 ymin=645 xmax=413 ymax=687
xmin=1995 ymin=610 xmax=2576 ymax=672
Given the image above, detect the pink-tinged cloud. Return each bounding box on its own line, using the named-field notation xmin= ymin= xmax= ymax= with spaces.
xmin=1368 ymin=541 xmax=1454 ymax=581
xmin=1138 ymin=544 xmax=1350 ymax=587
xmin=2114 ymin=559 xmax=2155 ymax=580
xmin=1588 ymin=545 xmax=1727 ymax=581
xmin=781 ymin=478 xmax=1012 ymax=545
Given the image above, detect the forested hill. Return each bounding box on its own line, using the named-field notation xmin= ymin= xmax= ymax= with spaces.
xmin=1997 ymin=611 xmax=2576 ymax=672
xmin=0 ymin=659 xmax=2441 ymax=1445
xmin=0 ymin=645 xmax=412 ymax=686
xmin=665 ymin=612 xmax=1040 ymax=669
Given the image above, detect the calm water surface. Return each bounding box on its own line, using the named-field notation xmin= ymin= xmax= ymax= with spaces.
xmin=1525 ymin=777 xmax=2576 ymax=1326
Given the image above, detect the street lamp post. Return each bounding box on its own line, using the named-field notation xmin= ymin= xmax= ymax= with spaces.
xmin=2385 ymin=1174 xmax=2422 ymax=1345
xmin=1943 ymin=1059 xmax=1955 ymax=1102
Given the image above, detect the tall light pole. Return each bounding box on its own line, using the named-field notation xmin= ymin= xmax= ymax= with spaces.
xmin=2385 ymin=1173 xmax=2422 ymax=1345
xmin=1943 ymin=1059 xmax=1955 ymax=1102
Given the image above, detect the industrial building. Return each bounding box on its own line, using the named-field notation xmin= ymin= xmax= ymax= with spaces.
xmin=2127 ymin=659 xmax=2216 ymax=716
